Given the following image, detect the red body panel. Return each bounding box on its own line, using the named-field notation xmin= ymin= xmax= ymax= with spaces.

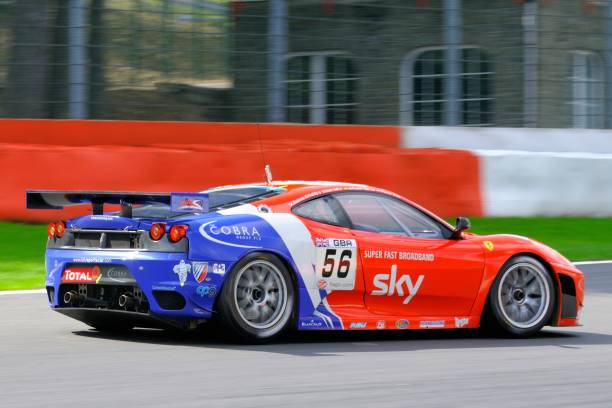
xmin=254 ymin=181 xmax=584 ymax=330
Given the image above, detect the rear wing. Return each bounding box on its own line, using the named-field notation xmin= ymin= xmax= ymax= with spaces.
xmin=26 ymin=190 xmax=208 ymax=217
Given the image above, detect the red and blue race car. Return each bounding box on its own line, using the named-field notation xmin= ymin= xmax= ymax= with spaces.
xmin=27 ymin=180 xmax=584 ymax=342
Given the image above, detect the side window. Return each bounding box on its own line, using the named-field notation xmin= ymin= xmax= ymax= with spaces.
xmin=382 ymin=197 xmax=445 ymax=239
xmin=292 ymin=196 xmax=343 ymax=226
xmin=336 ymin=193 xmax=447 ymax=239
xmin=334 ymin=194 xmax=405 ymax=235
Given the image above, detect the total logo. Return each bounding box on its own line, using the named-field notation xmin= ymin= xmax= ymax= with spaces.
xmin=62 ymin=266 xmax=101 ymax=283
xmin=371 ymin=265 xmax=424 ymax=304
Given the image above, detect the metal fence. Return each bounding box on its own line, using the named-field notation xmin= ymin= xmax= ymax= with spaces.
xmin=0 ymin=0 xmax=611 ymax=128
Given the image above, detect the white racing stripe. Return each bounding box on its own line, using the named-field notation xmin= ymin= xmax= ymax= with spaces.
xmin=573 ymin=261 xmax=612 ymax=266
xmin=219 ymin=204 xmax=322 ymax=308
xmin=0 ymin=289 xmax=46 ymax=296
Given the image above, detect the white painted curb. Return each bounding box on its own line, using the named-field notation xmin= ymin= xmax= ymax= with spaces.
xmin=0 ymin=289 xmax=46 ymax=296
xmin=573 ymin=260 xmax=612 ymax=266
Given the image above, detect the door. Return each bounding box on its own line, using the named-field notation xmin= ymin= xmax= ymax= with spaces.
xmin=334 ymin=192 xmax=485 ymax=317
xmin=292 ymin=195 xmax=365 ymax=309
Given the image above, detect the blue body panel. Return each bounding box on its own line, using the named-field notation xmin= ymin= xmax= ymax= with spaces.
xmin=45 ymin=211 xmax=341 ymax=329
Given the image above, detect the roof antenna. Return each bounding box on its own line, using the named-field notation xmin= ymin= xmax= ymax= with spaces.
xmin=265 ymin=164 xmax=273 ymax=185
xmin=256 ymin=123 xmax=272 ymax=185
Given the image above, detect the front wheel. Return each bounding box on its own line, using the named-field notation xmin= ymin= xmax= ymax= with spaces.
xmin=217 ymin=252 xmax=295 ymax=343
xmin=487 ymin=256 xmax=556 ymax=337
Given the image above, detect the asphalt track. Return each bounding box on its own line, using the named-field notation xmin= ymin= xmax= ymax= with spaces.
xmin=1 ymin=264 xmax=611 ymax=408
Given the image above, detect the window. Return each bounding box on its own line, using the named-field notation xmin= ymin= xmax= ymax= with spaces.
xmin=286 ymin=54 xmax=357 ymax=124
xmin=401 ymin=47 xmax=494 ymax=126
xmin=335 ymin=194 xmax=405 ymax=235
xmin=335 ymin=193 xmax=448 ymax=239
xmin=132 ymin=186 xmax=286 ymax=219
xmin=335 ymin=193 xmax=451 ymax=238
xmin=383 ymin=199 xmax=445 ymax=239
xmin=569 ymin=51 xmax=604 ymax=129
xmin=293 ymin=196 xmax=345 ymax=226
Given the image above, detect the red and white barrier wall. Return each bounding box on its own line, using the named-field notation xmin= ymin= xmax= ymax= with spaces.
xmin=1 ymin=120 xmax=609 ymax=222
xmin=0 ymin=120 xmax=481 ymax=222
xmin=403 ymin=127 xmax=612 ymax=217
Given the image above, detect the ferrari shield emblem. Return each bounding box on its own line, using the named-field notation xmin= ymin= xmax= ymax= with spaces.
xmin=483 ymin=241 xmax=494 ymax=252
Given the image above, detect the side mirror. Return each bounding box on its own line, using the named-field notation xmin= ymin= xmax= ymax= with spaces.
xmin=452 ymin=217 xmax=471 ymax=239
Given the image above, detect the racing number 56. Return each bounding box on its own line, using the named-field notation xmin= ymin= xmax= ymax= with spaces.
xmin=322 ymin=249 xmax=353 ymax=279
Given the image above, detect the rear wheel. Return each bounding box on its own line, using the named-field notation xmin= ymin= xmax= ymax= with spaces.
xmin=217 ymin=252 xmax=294 ymax=343
xmin=487 ymin=256 xmax=555 ymax=337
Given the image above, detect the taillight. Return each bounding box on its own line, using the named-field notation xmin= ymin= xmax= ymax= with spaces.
xmin=55 ymin=221 xmax=66 ymax=238
xmin=169 ymin=225 xmax=188 ymax=243
xmin=150 ymin=223 xmax=166 ymax=241
xmin=47 ymin=223 xmax=56 ymax=238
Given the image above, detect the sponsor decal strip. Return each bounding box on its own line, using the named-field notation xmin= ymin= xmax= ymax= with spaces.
xmin=362 ymin=250 xmax=435 ymax=261
xmin=420 ymin=320 xmax=445 ymax=329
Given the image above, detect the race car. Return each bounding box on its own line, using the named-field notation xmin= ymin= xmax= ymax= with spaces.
xmin=27 ymin=180 xmax=584 ymax=342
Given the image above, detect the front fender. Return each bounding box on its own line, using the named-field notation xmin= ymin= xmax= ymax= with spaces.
xmin=468 ymin=234 xmax=583 ymax=326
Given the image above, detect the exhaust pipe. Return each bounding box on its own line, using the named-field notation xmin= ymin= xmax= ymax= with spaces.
xmin=118 ymin=293 xmax=135 ymax=309
xmin=63 ymin=291 xmax=82 ymax=305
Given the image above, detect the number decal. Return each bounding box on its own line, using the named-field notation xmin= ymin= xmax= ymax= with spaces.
xmin=315 ymin=238 xmax=357 ymax=290
xmin=322 ymin=249 xmax=336 ymax=277
xmin=337 ymin=250 xmax=352 ymax=278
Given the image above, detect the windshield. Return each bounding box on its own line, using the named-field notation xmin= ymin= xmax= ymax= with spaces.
xmin=130 ymin=186 xmax=285 ymax=219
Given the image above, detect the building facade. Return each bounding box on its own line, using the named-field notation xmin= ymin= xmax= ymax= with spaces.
xmin=232 ymin=0 xmax=610 ymax=128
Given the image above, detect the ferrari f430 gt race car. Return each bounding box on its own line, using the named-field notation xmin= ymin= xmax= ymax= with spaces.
xmin=27 ymin=181 xmax=584 ymax=342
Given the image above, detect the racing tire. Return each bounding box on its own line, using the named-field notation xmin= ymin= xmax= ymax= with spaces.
xmin=486 ymin=256 xmax=556 ymax=337
xmin=217 ymin=252 xmax=295 ymax=343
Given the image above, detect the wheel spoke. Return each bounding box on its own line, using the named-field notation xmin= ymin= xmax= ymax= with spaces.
xmin=511 ymin=269 xmax=519 ymax=284
xmin=524 ymin=301 xmax=536 ymax=315
xmin=234 ymin=261 xmax=288 ymax=330
xmin=498 ymin=263 xmax=550 ymax=329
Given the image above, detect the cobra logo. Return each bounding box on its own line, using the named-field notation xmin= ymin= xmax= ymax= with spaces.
xmin=107 ymin=268 xmax=130 ymax=283
xmin=199 ymin=221 xmax=263 ymax=249
xmin=209 ymin=224 xmax=261 ymax=239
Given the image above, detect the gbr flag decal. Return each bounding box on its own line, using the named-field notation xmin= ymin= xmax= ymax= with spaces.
xmin=192 ymin=262 xmax=208 ymax=283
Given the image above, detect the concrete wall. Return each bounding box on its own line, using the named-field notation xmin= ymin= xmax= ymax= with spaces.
xmin=403 ymin=126 xmax=612 ymax=216
xmin=479 ymin=150 xmax=612 ymax=216
xmin=403 ymin=126 xmax=612 ymax=153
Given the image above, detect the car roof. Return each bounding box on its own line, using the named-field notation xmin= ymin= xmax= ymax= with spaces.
xmin=205 ymin=180 xmax=455 ymax=232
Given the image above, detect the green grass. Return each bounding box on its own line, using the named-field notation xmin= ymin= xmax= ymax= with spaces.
xmin=1 ymin=218 xmax=611 ymax=290
xmin=0 ymin=222 xmax=47 ymax=291
xmin=467 ymin=217 xmax=612 ymax=261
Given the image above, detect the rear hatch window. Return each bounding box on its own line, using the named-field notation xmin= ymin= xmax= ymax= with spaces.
xmin=131 ymin=186 xmax=285 ymax=219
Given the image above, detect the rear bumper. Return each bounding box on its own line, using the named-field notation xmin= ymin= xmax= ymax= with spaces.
xmin=45 ymin=248 xmax=231 ymax=327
